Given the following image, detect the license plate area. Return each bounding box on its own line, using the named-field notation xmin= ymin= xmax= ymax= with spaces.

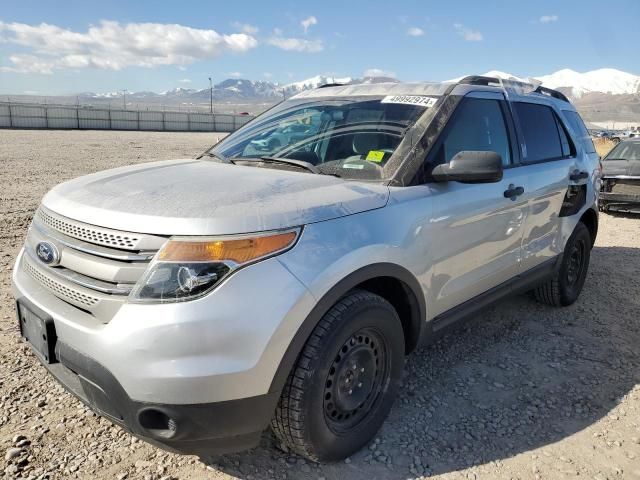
xmin=17 ymin=301 xmax=58 ymax=364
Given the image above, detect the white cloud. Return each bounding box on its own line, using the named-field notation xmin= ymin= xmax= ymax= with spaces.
xmin=301 ymin=16 xmax=317 ymax=34
xmin=268 ymin=30 xmax=323 ymax=52
xmin=407 ymin=27 xmax=425 ymax=37
xmin=263 ymin=72 xmax=274 ymax=79
xmin=453 ymin=23 xmax=483 ymax=42
xmin=2 ymin=54 xmax=56 ymax=74
xmin=539 ymin=15 xmax=559 ymax=23
xmin=231 ymin=22 xmax=259 ymax=35
xmin=179 ymin=78 xmax=192 ymax=83
xmin=0 ymin=20 xmax=258 ymax=74
xmin=364 ymin=68 xmax=396 ymax=78
xmin=228 ymin=71 xmax=243 ymax=78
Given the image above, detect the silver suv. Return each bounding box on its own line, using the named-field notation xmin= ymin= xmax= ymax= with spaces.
xmin=12 ymin=76 xmax=600 ymax=462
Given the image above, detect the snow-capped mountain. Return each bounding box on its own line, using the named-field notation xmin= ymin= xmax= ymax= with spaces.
xmin=283 ymin=75 xmax=353 ymax=93
xmin=446 ymin=70 xmax=530 ymax=83
xmin=77 ymin=74 xmax=396 ymax=104
xmin=448 ymin=68 xmax=640 ymax=99
xmin=534 ymin=68 xmax=640 ymax=98
xmin=160 ymin=87 xmax=197 ymax=97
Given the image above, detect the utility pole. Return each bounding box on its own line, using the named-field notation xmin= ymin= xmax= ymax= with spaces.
xmin=208 ymin=77 xmax=213 ymax=114
xmin=122 ymin=89 xmax=127 ymax=110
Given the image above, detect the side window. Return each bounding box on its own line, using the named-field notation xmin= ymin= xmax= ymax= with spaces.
xmin=563 ymin=110 xmax=596 ymax=154
xmin=514 ymin=102 xmax=567 ymax=163
xmin=431 ymin=98 xmax=511 ymax=166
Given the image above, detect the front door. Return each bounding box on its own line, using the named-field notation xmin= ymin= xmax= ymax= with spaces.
xmin=423 ymin=93 xmax=529 ymax=318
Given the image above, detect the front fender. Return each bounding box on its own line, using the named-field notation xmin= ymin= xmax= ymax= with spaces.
xmin=270 ymin=215 xmax=428 ymax=396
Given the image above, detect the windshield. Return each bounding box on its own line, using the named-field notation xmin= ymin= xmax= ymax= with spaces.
xmin=208 ymin=96 xmax=432 ymax=179
xmin=604 ymin=142 xmax=640 ymax=161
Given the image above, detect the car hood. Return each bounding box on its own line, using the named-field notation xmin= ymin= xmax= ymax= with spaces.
xmin=42 ymin=159 xmax=389 ymax=235
xmin=602 ymin=159 xmax=640 ymax=178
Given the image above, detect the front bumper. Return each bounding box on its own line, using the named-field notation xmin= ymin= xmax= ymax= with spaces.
xmin=600 ymin=177 xmax=640 ymax=211
xmin=21 ymin=311 xmax=277 ymax=455
xmin=12 ymin=247 xmax=317 ymax=455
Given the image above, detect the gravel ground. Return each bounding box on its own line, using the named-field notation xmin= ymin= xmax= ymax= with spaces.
xmin=1 ymin=130 xmax=639 ymax=480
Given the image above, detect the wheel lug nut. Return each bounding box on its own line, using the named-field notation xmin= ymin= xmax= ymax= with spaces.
xmin=358 ymin=382 xmax=362 ymax=388
xmin=348 ymin=389 xmax=353 ymax=395
xmin=360 ymin=368 xmax=365 ymax=372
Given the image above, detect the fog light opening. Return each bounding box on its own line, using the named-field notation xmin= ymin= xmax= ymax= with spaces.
xmin=138 ymin=408 xmax=178 ymax=439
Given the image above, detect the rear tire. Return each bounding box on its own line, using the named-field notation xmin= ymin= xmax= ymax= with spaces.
xmin=271 ymin=290 xmax=404 ymax=462
xmin=534 ymin=222 xmax=591 ymax=307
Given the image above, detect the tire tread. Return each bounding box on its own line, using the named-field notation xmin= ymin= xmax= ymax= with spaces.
xmin=534 ymin=222 xmax=590 ymax=307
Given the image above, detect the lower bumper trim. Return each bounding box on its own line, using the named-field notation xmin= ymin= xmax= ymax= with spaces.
xmin=44 ymin=341 xmax=278 ymax=455
xmin=600 ymin=192 xmax=640 ymax=203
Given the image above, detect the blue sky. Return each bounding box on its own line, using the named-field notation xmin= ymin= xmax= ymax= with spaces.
xmin=1 ymin=0 xmax=638 ymax=95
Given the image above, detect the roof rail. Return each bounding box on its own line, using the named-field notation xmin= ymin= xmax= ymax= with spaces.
xmin=458 ymin=75 xmax=503 ymax=87
xmin=533 ymin=85 xmax=570 ymax=103
xmin=458 ymin=75 xmax=570 ymax=103
xmin=318 ymin=83 xmax=347 ymax=89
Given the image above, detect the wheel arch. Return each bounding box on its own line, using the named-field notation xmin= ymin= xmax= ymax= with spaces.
xmin=579 ymin=207 xmax=598 ymax=246
xmin=268 ymin=263 xmax=426 ymax=396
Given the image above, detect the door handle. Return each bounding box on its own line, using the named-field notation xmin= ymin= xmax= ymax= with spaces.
xmin=504 ymin=184 xmax=524 ymax=200
xmin=569 ymin=170 xmax=589 ymax=181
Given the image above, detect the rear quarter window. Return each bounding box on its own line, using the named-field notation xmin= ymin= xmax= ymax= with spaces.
xmin=563 ymin=110 xmax=596 ymax=154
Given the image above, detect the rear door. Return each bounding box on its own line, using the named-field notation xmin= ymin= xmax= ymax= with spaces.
xmin=511 ymin=101 xmax=577 ymax=272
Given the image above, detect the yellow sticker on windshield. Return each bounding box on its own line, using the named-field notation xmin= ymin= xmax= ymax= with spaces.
xmin=366 ymin=150 xmax=385 ymax=163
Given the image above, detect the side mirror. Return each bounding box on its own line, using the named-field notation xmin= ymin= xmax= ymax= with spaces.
xmin=431 ymin=151 xmax=503 ymax=183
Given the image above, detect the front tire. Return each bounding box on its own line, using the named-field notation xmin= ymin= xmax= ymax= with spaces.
xmin=271 ymin=290 xmax=404 ymax=462
xmin=534 ymin=222 xmax=591 ymax=307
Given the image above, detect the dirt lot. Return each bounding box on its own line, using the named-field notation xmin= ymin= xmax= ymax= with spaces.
xmin=1 ymin=130 xmax=639 ymax=480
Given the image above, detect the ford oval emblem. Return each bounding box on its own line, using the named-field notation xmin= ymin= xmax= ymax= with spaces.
xmin=36 ymin=241 xmax=60 ymax=266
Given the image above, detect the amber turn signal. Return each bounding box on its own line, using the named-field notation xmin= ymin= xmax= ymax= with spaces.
xmin=157 ymin=230 xmax=298 ymax=264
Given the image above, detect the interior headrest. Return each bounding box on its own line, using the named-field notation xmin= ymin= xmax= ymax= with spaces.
xmin=352 ymin=133 xmax=380 ymax=155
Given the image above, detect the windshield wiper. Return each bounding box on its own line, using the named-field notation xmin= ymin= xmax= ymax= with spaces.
xmin=234 ymin=156 xmax=321 ymax=174
xmin=196 ymin=151 xmax=236 ymax=164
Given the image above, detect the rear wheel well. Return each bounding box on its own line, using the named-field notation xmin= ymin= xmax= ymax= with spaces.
xmin=354 ymin=276 xmax=422 ymax=354
xmin=579 ymin=208 xmax=598 ymax=246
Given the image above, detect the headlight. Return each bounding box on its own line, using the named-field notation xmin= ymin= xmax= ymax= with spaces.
xmin=129 ymin=229 xmax=299 ymax=303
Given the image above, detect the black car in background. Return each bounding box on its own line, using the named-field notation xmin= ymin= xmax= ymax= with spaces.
xmin=600 ymin=139 xmax=640 ymax=213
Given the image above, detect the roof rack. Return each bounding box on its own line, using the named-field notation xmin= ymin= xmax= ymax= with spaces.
xmin=458 ymin=75 xmax=504 ymax=87
xmin=533 ymin=85 xmax=570 ymax=103
xmin=458 ymin=75 xmax=570 ymax=103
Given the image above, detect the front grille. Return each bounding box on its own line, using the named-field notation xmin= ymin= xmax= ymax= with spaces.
xmin=23 ymin=206 xmax=167 ymax=321
xmin=37 ymin=208 xmax=140 ymax=249
xmin=24 ymin=256 xmax=100 ymax=308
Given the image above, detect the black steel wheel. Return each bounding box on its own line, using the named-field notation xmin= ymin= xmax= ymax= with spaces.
xmin=323 ymin=327 xmax=390 ymax=434
xmin=271 ymin=290 xmax=404 ymax=462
